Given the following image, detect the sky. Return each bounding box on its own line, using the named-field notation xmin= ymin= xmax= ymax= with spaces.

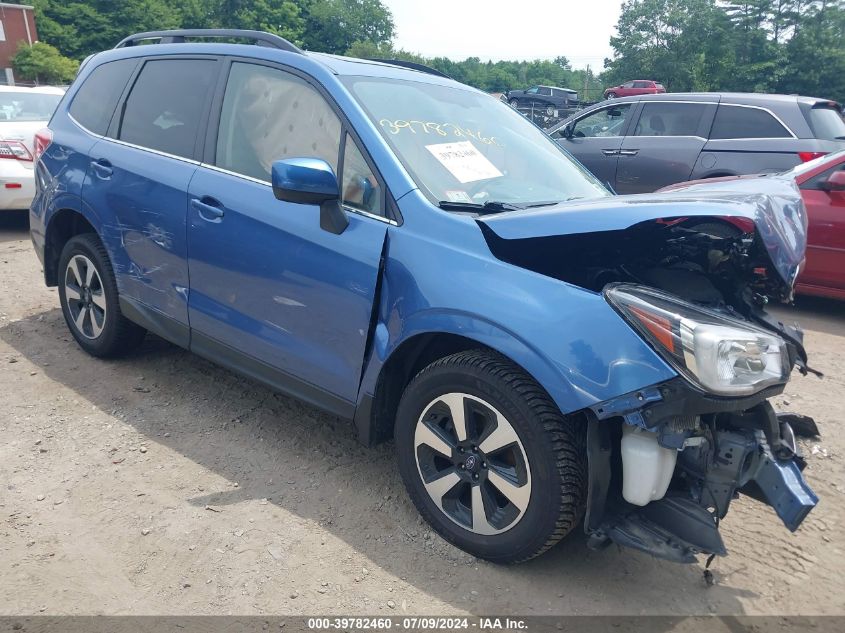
xmin=382 ymin=0 xmax=622 ymax=70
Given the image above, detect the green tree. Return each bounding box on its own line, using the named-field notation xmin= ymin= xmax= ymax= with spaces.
xmin=215 ymin=0 xmax=304 ymax=42
xmin=12 ymin=41 xmax=78 ymax=83
xmin=604 ymin=0 xmax=735 ymax=92
xmin=302 ymin=0 xmax=394 ymax=54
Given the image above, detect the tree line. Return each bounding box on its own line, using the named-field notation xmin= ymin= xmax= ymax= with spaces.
xmin=7 ymin=0 xmax=845 ymax=104
xmin=604 ymin=1 xmax=845 ymax=102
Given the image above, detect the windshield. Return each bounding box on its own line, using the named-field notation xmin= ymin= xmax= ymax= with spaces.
xmin=343 ymin=77 xmax=609 ymax=208
xmin=806 ymin=105 xmax=845 ymax=140
xmin=0 ymin=91 xmax=62 ymax=122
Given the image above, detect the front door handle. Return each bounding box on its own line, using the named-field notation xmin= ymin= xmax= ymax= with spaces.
xmin=191 ymin=197 xmax=225 ymax=222
xmin=618 ymin=149 xmax=639 ymax=156
xmin=91 ymin=159 xmax=113 ymax=179
xmin=601 ymin=149 xmax=620 ymax=156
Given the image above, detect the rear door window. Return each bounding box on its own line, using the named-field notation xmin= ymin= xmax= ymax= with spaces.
xmin=710 ymin=105 xmax=792 ymax=139
xmin=633 ymin=102 xmax=707 ymax=137
xmin=118 ymin=58 xmax=217 ymax=159
xmin=215 ymin=62 xmax=342 ymax=182
xmin=69 ymin=58 xmax=137 ymax=135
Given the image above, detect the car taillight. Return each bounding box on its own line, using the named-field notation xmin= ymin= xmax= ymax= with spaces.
xmin=0 ymin=140 xmax=33 ymax=161
xmin=798 ymin=151 xmax=827 ymax=163
xmin=34 ymin=128 xmax=53 ymax=162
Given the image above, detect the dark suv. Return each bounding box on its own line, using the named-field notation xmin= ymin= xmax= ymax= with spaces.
xmin=506 ymin=85 xmax=579 ymax=114
xmin=550 ymin=93 xmax=845 ymax=193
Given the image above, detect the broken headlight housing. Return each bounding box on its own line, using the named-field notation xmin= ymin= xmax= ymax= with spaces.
xmin=605 ymin=284 xmax=790 ymax=396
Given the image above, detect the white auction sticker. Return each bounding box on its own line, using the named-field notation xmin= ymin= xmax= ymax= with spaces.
xmin=425 ymin=141 xmax=503 ymax=183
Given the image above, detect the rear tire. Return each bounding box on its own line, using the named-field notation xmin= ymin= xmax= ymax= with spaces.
xmin=57 ymin=233 xmax=146 ymax=358
xmin=395 ymin=350 xmax=587 ymax=564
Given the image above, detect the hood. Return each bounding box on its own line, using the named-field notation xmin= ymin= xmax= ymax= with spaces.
xmin=478 ymin=175 xmax=807 ymax=290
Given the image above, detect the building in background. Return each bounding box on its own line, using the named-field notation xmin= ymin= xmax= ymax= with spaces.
xmin=0 ymin=3 xmax=36 ymax=85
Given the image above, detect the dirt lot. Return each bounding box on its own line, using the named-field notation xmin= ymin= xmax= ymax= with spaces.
xmin=1 ymin=210 xmax=843 ymax=616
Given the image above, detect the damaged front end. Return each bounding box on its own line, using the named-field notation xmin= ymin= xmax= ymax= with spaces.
xmin=478 ymin=176 xmax=820 ymax=563
xmin=584 ymin=374 xmax=818 ymax=564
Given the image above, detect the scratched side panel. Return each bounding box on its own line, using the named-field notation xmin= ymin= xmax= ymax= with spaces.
xmin=81 ymin=139 xmax=195 ymax=328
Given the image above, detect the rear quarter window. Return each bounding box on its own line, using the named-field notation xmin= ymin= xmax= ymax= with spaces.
xmin=69 ymin=58 xmax=138 ymax=135
xmin=710 ymin=105 xmax=792 ymax=139
xmin=805 ymin=105 xmax=845 ymax=141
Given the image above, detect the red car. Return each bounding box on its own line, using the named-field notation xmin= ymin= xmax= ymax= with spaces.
xmin=603 ymin=80 xmax=665 ymax=99
xmin=660 ymin=151 xmax=845 ymax=300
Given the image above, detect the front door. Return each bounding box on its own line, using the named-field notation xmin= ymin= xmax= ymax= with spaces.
xmin=186 ymin=61 xmax=388 ymax=414
xmin=556 ymin=103 xmax=634 ymax=190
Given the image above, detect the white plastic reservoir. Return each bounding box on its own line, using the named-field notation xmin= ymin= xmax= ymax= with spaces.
xmin=621 ymin=424 xmax=678 ymax=506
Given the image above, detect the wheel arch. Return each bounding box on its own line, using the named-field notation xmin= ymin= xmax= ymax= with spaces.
xmin=44 ymin=207 xmax=101 ymax=287
xmin=354 ymin=323 xmax=573 ymax=447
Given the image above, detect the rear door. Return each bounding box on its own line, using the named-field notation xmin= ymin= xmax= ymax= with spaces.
xmin=797 ymin=161 xmax=845 ymax=291
xmin=186 ymin=60 xmax=389 ymax=413
xmin=82 ymin=56 xmax=219 ymax=344
xmin=616 ymin=101 xmax=715 ymax=193
xmin=555 ymin=102 xmax=635 ymax=189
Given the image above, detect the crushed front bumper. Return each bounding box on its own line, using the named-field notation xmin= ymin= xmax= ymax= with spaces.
xmin=583 ymin=378 xmax=818 ymax=564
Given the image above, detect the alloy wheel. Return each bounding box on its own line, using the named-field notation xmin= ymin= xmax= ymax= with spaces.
xmin=414 ymin=392 xmax=532 ymax=535
xmin=64 ymin=254 xmax=107 ymax=340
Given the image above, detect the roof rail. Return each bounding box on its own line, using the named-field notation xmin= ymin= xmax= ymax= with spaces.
xmin=368 ymin=59 xmax=451 ymax=79
xmin=115 ymin=29 xmax=303 ymax=55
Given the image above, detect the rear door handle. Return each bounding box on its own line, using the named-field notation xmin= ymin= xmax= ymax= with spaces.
xmin=191 ymin=196 xmax=225 ymax=222
xmin=619 ymin=149 xmax=639 ymax=156
xmin=91 ymin=159 xmax=113 ymax=179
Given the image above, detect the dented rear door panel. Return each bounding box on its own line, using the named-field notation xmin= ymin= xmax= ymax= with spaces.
xmin=81 ymin=138 xmax=195 ymax=331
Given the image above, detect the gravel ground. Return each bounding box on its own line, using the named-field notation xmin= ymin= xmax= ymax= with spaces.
xmin=1 ymin=210 xmax=843 ymax=616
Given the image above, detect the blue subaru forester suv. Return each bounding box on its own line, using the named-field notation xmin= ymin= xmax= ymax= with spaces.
xmin=31 ymin=30 xmax=818 ymax=565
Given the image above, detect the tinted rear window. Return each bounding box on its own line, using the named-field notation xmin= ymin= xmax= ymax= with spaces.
xmin=118 ymin=59 xmax=216 ymax=159
xmin=710 ymin=105 xmax=791 ymax=139
xmin=69 ymin=58 xmax=137 ymax=135
xmin=805 ymin=105 xmax=845 ymax=141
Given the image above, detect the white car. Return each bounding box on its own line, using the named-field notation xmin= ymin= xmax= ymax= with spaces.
xmin=0 ymin=85 xmax=64 ymax=211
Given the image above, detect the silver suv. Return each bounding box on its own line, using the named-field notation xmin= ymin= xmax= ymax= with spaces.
xmin=550 ymin=93 xmax=845 ymax=193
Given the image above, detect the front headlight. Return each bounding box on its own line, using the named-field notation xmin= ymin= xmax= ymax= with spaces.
xmin=606 ymin=284 xmax=790 ymax=396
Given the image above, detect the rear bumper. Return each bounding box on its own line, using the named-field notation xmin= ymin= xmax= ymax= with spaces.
xmin=0 ymin=161 xmax=35 ymax=210
xmin=584 ymin=378 xmax=818 ymax=563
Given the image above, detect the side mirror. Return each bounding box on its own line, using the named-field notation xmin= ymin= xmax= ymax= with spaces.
xmin=819 ymin=170 xmax=845 ymax=193
xmin=271 ymin=158 xmax=349 ymax=234
xmin=561 ymin=123 xmax=574 ymax=139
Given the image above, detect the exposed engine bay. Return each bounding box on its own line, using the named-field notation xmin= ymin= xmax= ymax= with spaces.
xmin=476 ymin=179 xmax=821 ymax=565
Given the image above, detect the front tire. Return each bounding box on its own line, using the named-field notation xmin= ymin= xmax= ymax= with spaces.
xmin=606 ymin=92 xmax=617 ymax=99
xmin=396 ymin=350 xmax=586 ymax=563
xmin=58 ymin=233 xmax=146 ymax=358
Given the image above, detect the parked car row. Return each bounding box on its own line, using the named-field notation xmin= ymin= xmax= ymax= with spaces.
xmin=505 ymin=84 xmax=579 ymax=114
xmin=31 ymin=29 xmax=822 ymax=569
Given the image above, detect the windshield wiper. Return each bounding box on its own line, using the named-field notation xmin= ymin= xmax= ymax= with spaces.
xmin=437 ymin=200 xmax=524 ymax=214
